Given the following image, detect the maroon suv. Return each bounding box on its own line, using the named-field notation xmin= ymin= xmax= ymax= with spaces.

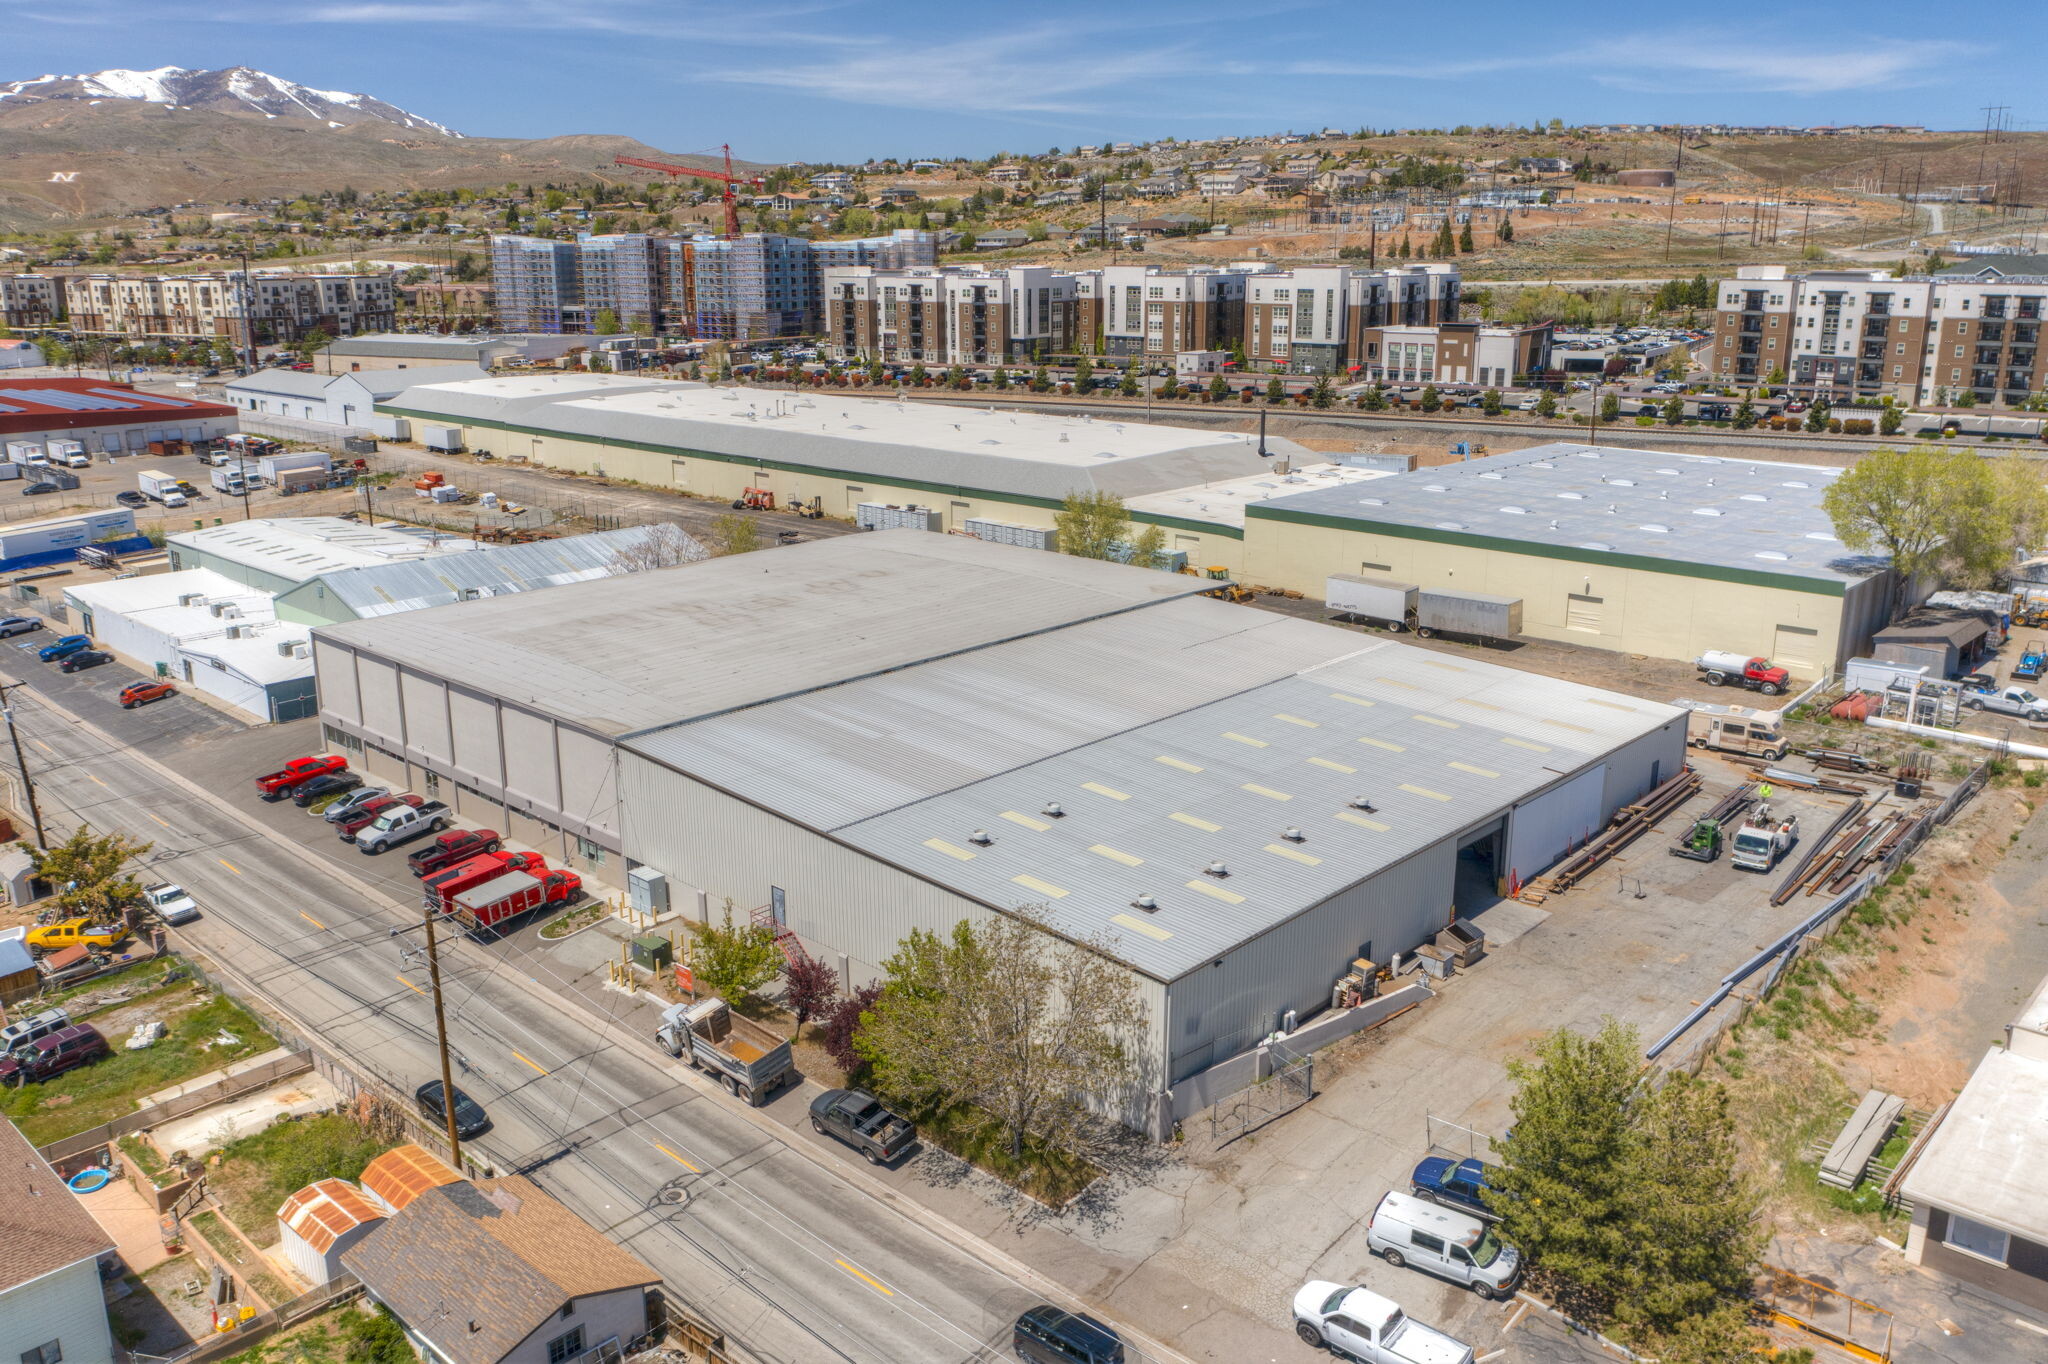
xmin=0 ymin=1023 xmax=107 ymax=1086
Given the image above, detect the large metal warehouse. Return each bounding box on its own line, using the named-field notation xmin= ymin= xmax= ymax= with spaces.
xmin=377 ymin=373 xmax=1305 ymax=573
xmin=311 ymin=532 xmax=1684 ymax=1123
xmin=1246 ymin=443 xmax=1898 ymax=678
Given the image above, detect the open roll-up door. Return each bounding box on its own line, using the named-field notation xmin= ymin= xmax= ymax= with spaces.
xmin=1505 ymin=764 xmax=1606 ymax=888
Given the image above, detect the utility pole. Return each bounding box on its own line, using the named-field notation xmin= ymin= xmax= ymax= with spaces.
xmin=0 ymin=682 xmax=47 ymax=850
xmin=424 ymin=902 xmax=462 ymax=1166
xmin=1588 ymin=378 xmax=1602 ymax=449
xmin=237 ymin=250 xmax=258 ymax=375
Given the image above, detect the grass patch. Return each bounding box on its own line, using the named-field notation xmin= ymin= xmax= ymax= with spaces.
xmin=892 ymin=1092 xmax=1099 ymax=1206
xmin=118 ymin=1132 xmax=166 ymax=1181
xmin=0 ymin=990 xmax=267 ymax=1145
xmin=40 ymin=956 xmax=182 ymax=1013
xmin=214 ymin=1304 xmax=410 ymax=1364
xmin=189 ymin=1210 xmax=294 ymax=1308
xmin=538 ymin=901 xmax=605 ymax=940
xmin=207 ymin=1111 xmax=392 ymax=1236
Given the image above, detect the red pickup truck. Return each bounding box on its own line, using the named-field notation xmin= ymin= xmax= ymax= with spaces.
xmin=254 ymin=754 xmax=348 ymax=800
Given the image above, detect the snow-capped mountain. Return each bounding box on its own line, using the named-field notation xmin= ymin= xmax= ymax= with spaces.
xmin=0 ymin=66 xmax=460 ymax=136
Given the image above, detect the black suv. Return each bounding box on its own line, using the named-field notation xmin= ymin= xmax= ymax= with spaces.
xmin=415 ymin=1079 xmax=491 ymax=1140
xmin=1014 ymin=1306 xmax=1124 ymax=1364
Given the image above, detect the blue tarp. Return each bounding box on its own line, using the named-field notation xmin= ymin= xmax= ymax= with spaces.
xmin=0 ymin=536 xmax=155 ymax=575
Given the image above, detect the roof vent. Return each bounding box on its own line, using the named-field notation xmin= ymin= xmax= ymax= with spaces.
xmin=1042 ymin=802 xmax=1065 ymax=819
xmin=1435 ymin=521 xmax=1466 ymax=531
xmin=1499 ymin=505 xmax=1527 ymax=515
xmin=968 ymin=829 xmax=993 ymax=846
xmin=1739 ymin=494 xmax=1768 ymax=502
xmin=1281 ymin=827 xmax=1305 ymax=842
xmin=1805 ymin=531 xmax=1837 ymax=542
xmin=1203 ymin=860 xmax=1230 ymax=878
xmin=1131 ymin=894 xmax=1159 ymax=912
xmin=1640 ymin=523 xmax=1669 ymax=533
xmin=1782 ymin=480 xmax=1811 ymax=489
xmin=1692 ymin=507 xmax=1723 ymax=517
xmin=1349 ymin=796 xmax=1377 ymax=811
xmin=1755 ymin=550 xmax=1790 ymax=561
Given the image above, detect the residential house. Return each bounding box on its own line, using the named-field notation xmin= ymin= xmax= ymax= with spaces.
xmin=988 ymin=165 xmax=1029 ymax=183
xmin=1133 ymin=174 xmax=1187 ymax=198
xmin=877 ymin=185 xmax=922 ymax=204
xmin=971 ymin=230 xmax=1030 ymax=251
xmin=343 ymin=1175 xmax=661 ymax=1364
xmin=1518 ymin=157 xmax=1575 ymax=174
xmin=1196 ymin=173 xmax=1248 ymax=196
xmin=0 ymin=1119 xmax=116 ymax=1364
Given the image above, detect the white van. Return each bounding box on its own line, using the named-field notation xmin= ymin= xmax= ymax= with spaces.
xmin=1365 ymin=1190 xmax=1521 ymax=1299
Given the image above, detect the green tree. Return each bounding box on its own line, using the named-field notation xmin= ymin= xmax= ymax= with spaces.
xmin=1158 ymin=372 xmax=1181 ymax=400
xmin=1030 ymin=365 xmax=1051 ymax=393
xmin=991 ymin=365 xmax=1010 ymax=390
xmin=706 ymin=513 xmax=762 ymax=556
xmin=1804 ymin=398 xmax=1830 ymax=432
xmin=856 ymin=910 xmax=1148 ymax=1162
xmin=292 ymin=327 xmax=331 ymax=363
xmin=1419 ymin=383 xmax=1442 ymax=413
xmin=1480 ymin=388 xmax=1503 ymax=416
xmin=1072 ymin=355 xmax=1093 ymax=392
xmin=1127 ymin=522 xmax=1168 ymax=571
xmin=1360 ymin=382 xmax=1388 ymax=411
xmin=1732 ymin=393 xmax=1756 ymax=429
xmin=1535 ymin=390 xmax=1557 ymax=418
xmin=1053 ymin=489 xmax=1135 ymax=561
xmin=28 ymin=825 xmax=152 ymax=919
xmin=593 ymin=308 xmax=622 ymax=335
xmin=1119 ymin=361 xmax=1140 ymax=397
xmin=1310 ymin=374 xmax=1335 ymax=409
xmin=687 ymin=902 xmax=784 ymax=1005
xmin=1458 ymin=222 xmax=1475 ymax=253
xmin=1662 ymin=394 xmax=1686 ymax=424
xmin=1265 ymin=375 xmax=1286 ymax=404
xmin=1878 ymin=403 xmax=1904 ymax=436
xmin=908 ymin=362 xmax=929 ymax=387
xmin=1497 ymin=216 xmax=1514 ymax=243
xmin=1208 ymin=373 xmax=1230 ymax=402
xmin=1599 ymin=393 xmax=1620 ymax=423
xmin=1824 ymin=448 xmax=2048 ymax=612
xmin=1765 ymin=365 xmax=1786 ymax=387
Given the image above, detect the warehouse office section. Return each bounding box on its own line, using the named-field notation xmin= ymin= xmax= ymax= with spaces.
xmin=1246 ymin=444 xmax=1896 ymax=676
xmin=311 ymin=532 xmax=1684 ymax=1126
xmin=376 ymin=373 xmax=1308 ymax=576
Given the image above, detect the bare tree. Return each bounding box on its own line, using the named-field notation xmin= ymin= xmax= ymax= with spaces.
xmin=608 ymin=521 xmax=706 ymax=574
xmin=858 ymin=906 xmax=1149 ymax=1163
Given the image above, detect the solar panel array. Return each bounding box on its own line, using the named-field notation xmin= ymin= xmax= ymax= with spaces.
xmin=4 ymin=388 xmax=140 ymax=412
xmin=0 ymin=403 xmax=21 ymax=415
xmin=98 ymin=388 xmax=194 ymax=408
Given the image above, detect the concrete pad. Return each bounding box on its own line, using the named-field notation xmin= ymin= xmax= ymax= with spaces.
xmin=147 ymin=1071 xmax=341 ymax=1159
xmin=137 ymin=1046 xmax=296 ymax=1109
xmin=1462 ymin=897 xmax=1550 ymax=946
xmin=80 ymin=1172 xmax=172 ymax=1274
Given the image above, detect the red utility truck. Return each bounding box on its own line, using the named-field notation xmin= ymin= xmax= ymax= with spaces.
xmin=448 ymin=867 xmax=583 ymax=931
xmin=422 ymin=850 xmax=546 ymax=910
xmin=254 ymin=754 xmax=348 ymax=800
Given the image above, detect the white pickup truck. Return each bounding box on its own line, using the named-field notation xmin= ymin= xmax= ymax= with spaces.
xmin=1963 ymin=686 xmax=2048 ymax=722
xmin=1292 ymin=1282 xmax=1474 ymax=1364
xmin=354 ymin=800 xmax=451 ymax=854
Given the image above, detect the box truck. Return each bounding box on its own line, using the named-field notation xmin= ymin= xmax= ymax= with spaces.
xmin=137 ymin=470 xmax=188 ymax=508
xmin=4 ymin=441 xmax=47 ymax=466
xmin=47 ymin=440 xmax=90 ymax=469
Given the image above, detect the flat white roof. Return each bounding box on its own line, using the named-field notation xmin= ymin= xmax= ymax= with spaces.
xmin=1125 ymin=462 xmax=1395 ymax=529
xmin=170 ymin=517 xmax=489 ymax=583
xmin=1901 ymin=1045 xmax=2048 ymax=1245
xmin=66 ymin=567 xmax=266 ymax=617
xmin=181 ymin=623 xmax=313 ymax=685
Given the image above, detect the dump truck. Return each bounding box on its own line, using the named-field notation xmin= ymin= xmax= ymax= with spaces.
xmin=1731 ymin=804 xmax=1798 ymax=872
xmin=655 ymin=997 xmax=795 ymax=1105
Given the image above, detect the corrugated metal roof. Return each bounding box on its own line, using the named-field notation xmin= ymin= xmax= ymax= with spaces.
xmin=359 ymin=1144 xmax=464 ymax=1213
xmin=382 ymin=374 xmax=1305 ymax=503
xmin=313 ymin=526 xmax=686 ymax=618
xmin=171 ymin=517 xmax=490 ymax=582
xmin=278 ymin=1179 xmax=383 ymax=1253
xmin=1251 ymin=442 xmax=1888 ymax=584
xmin=317 ymin=530 xmax=1216 ymax=737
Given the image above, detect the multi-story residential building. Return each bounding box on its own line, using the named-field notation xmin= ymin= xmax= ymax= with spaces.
xmin=0 ymin=274 xmax=62 ymax=330
xmin=1712 ymin=264 xmax=2048 ymax=406
xmin=1246 ymin=263 xmax=1463 ymax=374
xmin=577 ymin=232 xmax=661 ymax=333
xmin=822 ymin=265 xmax=1086 ymax=364
xmin=62 ymin=271 xmax=392 ymax=344
xmin=490 ymin=235 xmax=582 ymax=333
xmin=1099 ymin=265 xmax=1249 ymax=362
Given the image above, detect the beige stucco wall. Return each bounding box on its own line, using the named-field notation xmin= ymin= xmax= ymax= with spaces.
xmin=1244 ymin=515 xmax=1854 ymax=678
xmin=401 ymin=414 xmax=1248 ymax=574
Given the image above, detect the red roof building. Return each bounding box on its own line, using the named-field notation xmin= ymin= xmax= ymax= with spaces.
xmin=0 ymin=378 xmax=236 ymax=446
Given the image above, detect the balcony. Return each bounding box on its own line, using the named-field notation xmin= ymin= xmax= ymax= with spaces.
xmin=1861 ymin=341 xmax=1887 ymax=360
xmin=1740 ymin=319 xmax=1763 ymax=335
xmin=1980 ymin=321 xmax=2006 ymax=342
xmin=1976 ymin=349 xmax=2004 ymax=367
xmin=1862 ymin=317 xmax=1890 ymax=337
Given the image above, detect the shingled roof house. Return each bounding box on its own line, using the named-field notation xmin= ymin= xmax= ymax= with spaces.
xmin=342 ymin=1175 xmax=660 ymax=1364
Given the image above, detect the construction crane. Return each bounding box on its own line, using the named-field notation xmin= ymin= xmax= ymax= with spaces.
xmin=614 ymin=146 xmax=762 ymax=239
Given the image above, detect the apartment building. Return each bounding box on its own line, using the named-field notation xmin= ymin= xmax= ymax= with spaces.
xmin=1246 ymin=267 xmax=1350 ymax=373
xmin=1716 ymin=263 xmax=2048 ymax=407
xmin=490 ymin=235 xmax=582 ymax=333
xmin=1354 ymin=322 xmax=1553 ymax=386
xmin=577 ymin=232 xmax=661 ymax=333
xmin=62 ymin=272 xmax=393 ymax=344
xmin=0 ymin=274 xmax=62 ymax=330
xmin=1099 ymin=265 xmax=1248 ymax=362
xmin=823 ymin=265 xmax=1086 ymax=364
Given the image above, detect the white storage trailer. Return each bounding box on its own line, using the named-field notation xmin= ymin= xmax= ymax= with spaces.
xmin=259 ymin=450 xmax=332 ymax=494
xmin=1326 ymin=574 xmax=1419 ymax=630
xmin=421 ymin=424 xmax=464 ymax=452
xmin=1416 ymin=589 xmax=1522 ymax=642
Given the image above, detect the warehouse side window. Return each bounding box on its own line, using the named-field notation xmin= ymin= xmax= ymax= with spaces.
xmin=1943 ymin=1214 xmax=2009 ymax=1265
xmin=574 ymin=836 xmax=607 ymax=867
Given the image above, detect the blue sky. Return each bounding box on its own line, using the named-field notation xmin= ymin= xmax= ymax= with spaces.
xmin=1 ymin=0 xmax=2028 ymax=160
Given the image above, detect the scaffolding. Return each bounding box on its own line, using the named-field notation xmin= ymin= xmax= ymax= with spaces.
xmin=490 ymin=236 xmax=580 ymax=334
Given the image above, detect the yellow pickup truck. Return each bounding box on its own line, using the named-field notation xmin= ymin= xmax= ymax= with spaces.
xmin=26 ymin=918 xmax=126 ymax=952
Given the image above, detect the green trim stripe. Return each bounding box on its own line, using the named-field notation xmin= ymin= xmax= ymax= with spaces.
xmin=1245 ymin=504 xmax=1847 ymax=597
xmin=377 ymin=404 xmax=1244 ymax=542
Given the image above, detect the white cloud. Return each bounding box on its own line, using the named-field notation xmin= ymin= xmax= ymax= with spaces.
xmin=1576 ymin=37 xmax=1975 ymax=95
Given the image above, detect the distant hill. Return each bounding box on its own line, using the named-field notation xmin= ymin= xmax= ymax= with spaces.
xmin=0 ymin=65 xmax=770 ymax=227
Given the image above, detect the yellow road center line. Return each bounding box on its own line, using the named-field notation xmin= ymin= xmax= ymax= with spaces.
xmin=148 ymin=813 xmax=171 ymax=828
xmin=654 ymin=1142 xmax=700 ymax=1172
xmin=299 ymin=911 xmax=326 ymax=931
xmin=835 ymin=1258 xmax=895 ymax=1297
xmin=396 ymin=974 xmax=424 ymax=997
xmin=87 ymin=773 xmax=107 ymax=787
xmin=32 ymin=739 xmax=54 ymax=756
xmin=217 ymin=858 xmax=241 ymax=875
xmin=512 ymin=1050 xmax=549 ymax=1076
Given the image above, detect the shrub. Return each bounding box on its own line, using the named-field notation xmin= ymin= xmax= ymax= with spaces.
xmin=822 ymin=984 xmax=882 ymax=1076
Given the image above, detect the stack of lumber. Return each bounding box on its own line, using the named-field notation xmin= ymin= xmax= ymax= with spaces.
xmin=1819 ymin=1090 xmax=1904 ymax=1190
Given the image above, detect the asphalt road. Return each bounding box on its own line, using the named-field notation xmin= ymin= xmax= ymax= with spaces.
xmin=0 ymin=651 xmax=1092 ymax=1364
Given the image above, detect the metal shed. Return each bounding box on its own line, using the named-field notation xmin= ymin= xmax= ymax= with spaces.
xmin=276 ymin=1178 xmax=385 ymax=1286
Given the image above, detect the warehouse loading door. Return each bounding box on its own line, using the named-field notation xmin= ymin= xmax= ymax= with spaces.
xmin=1566 ymin=593 xmax=1603 ymax=634
xmin=1773 ymin=624 xmax=1820 ymax=678
xmin=1505 ymin=765 xmax=1606 ymax=890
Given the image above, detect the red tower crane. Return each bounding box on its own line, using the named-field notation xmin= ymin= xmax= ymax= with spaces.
xmin=614 ymin=145 xmax=763 ymax=239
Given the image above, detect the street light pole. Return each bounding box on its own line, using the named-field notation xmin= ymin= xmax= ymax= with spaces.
xmin=0 ymin=682 xmax=48 ymax=849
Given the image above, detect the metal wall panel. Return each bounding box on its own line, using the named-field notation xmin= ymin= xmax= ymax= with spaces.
xmin=1599 ymin=716 xmax=1689 ymax=813
xmin=313 ymin=640 xmax=361 ymax=724
xmin=559 ymin=728 xmax=620 ymax=841
xmin=400 ymin=668 xmax=452 ymax=763
xmin=1504 ymin=765 xmax=1606 ymax=888
xmin=1161 ymin=839 xmax=1453 ymax=1083
xmin=501 ymin=705 xmax=561 ymax=809
xmin=355 ymin=656 xmax=404 ymax=748
xmin=447 ymin=687 xmax=501 ymax=788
